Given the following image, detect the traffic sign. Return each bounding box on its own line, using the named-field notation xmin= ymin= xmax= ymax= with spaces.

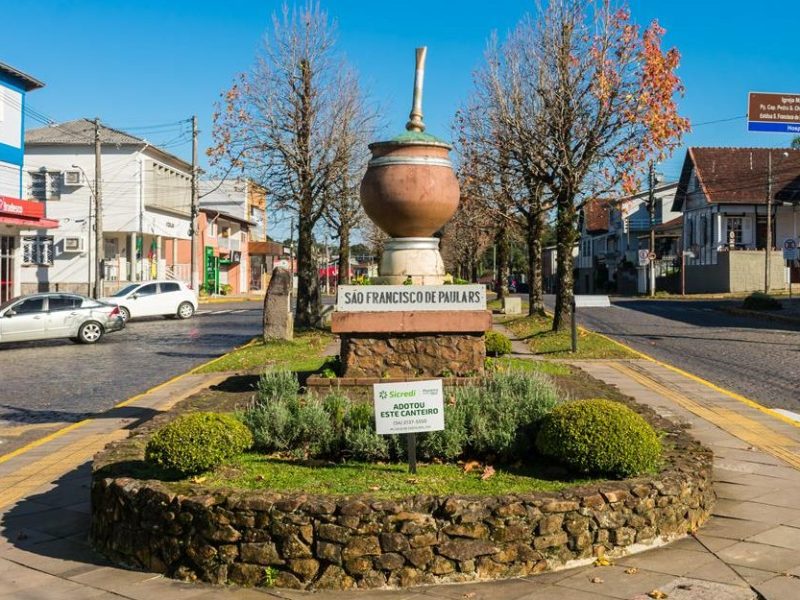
xmin=783 ymin=238 xmax=798 ymax=261
xmin=638 ymin=249 xmax=650 ymax=266
xmin=747 ymin=92 xmax=800 ymax=134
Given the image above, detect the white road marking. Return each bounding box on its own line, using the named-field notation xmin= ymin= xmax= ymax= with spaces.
xmin=772 ymin=408 xmax=800 ymax=423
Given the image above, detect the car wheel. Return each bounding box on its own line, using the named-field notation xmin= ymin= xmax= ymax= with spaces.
xmin=118 ymin=306 xmax=131 ymax=322
xmin=177 ymin=302 xmax=195 ymax=320
xmin=78 ymin=321 xmax=104 ymax=344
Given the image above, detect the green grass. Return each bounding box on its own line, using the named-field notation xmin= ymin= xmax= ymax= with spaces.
xmin=196 ymin=330 xmax=335 ymax=373
xmin=504 ymin=314 xmax=637 ymax=359
xmin=201 ymin=454 xmax=590 ymax=498
xmin=487 ymin=356 xmax=572 ymax=377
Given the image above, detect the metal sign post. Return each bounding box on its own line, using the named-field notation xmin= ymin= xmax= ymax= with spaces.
xmin=570 ymin=295 xmax=611 ymax=353
xmin=784 ymin=239 xmax=798 ymax=301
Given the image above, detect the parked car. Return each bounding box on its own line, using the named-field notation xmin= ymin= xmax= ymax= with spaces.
xmin=0 ymin=293 xmax=124 ymax=345
xmin=100 ymin=280 xmax=198 ymax=322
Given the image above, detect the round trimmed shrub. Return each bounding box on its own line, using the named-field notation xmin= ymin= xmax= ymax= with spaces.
xmin=145 ymin=412 xmax=253 ymax=476
xmin=535 ymin=399 xmax=661 ymax=478
xmin=485 ymin=331 xmax=512 ymax=356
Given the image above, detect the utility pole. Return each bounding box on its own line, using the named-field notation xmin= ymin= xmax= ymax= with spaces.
xmin=190 ymin=115 xmax=199 ymax=293
xmin=648 ymin=162 xmax=656 ymax=298
xmin=765 ymin=151 xmax=772 ymax=293
xmin=93 ymin=118 xmax=103 ymax=299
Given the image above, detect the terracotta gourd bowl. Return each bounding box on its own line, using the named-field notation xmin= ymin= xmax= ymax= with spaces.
xmin=360 ymin=136 xmax=460 ymax=238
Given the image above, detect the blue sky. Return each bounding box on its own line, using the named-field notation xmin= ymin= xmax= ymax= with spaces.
xmin=3 ymin=1 xmax=799 ymax=235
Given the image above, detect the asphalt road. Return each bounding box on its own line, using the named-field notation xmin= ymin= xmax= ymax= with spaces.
xmin=0 ymin=301 xmax=262 ymax=426
xmin=559 ymin=296 xmax=800 ymax=413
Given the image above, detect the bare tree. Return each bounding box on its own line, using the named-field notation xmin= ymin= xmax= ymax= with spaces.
xmin=209 ymin=3 xmax=367 ymax=327
xmin=457 ymin=29 xmax=551 ymax=314
xmin=323 ymin=83 xmax=374 ymax=285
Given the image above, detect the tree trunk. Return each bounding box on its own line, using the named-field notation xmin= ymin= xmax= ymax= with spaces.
xmin=295 ymin=215 xmax=320 ymax=328
xmin=337 ymin=223 xmax=350 ymax=284
xmin=527 ymin=209 xmax=545 ymax=316
xmin=553 ymin=194 xmax=577 ymax=331
xmin=496 ymin=227 xmax=509 ymax=301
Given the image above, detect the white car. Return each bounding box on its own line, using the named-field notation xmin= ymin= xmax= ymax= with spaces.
xmin=101 ymin=281 xmax=198 ymax=322
xmin=0 ymin=293 xmax=125 ymax=345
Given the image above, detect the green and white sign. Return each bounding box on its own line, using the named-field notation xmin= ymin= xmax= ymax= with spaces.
xmin=373 ymin=379 xmax=444 ymax=435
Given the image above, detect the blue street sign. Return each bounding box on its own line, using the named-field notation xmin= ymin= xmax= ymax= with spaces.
xmin=747 ymin=121 xmax=800 ymax=134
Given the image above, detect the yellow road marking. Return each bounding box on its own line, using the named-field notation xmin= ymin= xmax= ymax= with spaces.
xmin=589 ymin=328 xmax=800 ymax=430
xmin=0 ymin=430 xmax=127 ymax=510
xmin=608 ymin=361 xmax=800 ymax=470
xmin=0 ymin=337 xmax=256 ymax=466
xmin=0 ymin=422 xmax=68 ymax=437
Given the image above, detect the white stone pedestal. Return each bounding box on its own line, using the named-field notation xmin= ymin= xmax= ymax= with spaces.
xmin=373 ymin=237 xmax=445 ymax=285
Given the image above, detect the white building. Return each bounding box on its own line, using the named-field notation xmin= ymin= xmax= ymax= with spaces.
xmin=22 ymin=119 xmax=193 ymax=295
xmin=0 ymin=62 xmax=55 ymax=304
xmin=575 ymin=182 xmax=681 ymax=294
xmin=673 ymin=147 xmax=800 ymax=293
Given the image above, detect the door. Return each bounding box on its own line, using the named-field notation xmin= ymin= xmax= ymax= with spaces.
xmin=126 ymin=283 xmax=160 ymax=317
xmin=157 ymin=281 xmax=183 ymax=315
xmin=46 ymin=294 xmax=85 ymax=338
xmin=0 ymin=236 xmax=14 ymax=304
xmin=0 ymin=296 xmax=47 ymax=342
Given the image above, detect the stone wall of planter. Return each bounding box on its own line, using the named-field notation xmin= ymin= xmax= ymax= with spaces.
xmin=90 ymin=396 xmax=715 ymax=590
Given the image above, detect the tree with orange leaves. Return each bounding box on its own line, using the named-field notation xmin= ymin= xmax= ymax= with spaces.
xmin=531 ymin=0 xmax=690 ymax=330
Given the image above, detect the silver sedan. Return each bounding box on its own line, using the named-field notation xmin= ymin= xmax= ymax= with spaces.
xmin=0 ymin=293 xmax=125 ymax=345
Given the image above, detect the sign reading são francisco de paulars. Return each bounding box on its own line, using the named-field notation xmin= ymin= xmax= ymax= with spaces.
xmin=337 ymin=284 xmax=486 ymax=312
xmin=374 ymin=380 xmax=445 ymax=435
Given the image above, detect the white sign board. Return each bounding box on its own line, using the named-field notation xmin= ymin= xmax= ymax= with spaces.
xmin=637 ymin=249 xmax=650 ymax=266
xmin=783 ymin=238 xmax=798 ymax=261
xmin=337 ymin=285 xmax=486 ymax=312
xmin=274 ymin=259 xmax=290 ymax=269
xmin=374 ymin=380 xmax=445 ymax=435
xmin=574 ymin=295 xmax=611 ymax=308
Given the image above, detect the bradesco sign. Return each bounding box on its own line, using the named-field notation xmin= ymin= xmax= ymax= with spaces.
xmin=374 ymin=379 xmax=445 ymax=435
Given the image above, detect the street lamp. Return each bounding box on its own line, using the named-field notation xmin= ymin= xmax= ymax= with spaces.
xmin=71 ymin=164 xmax=95 ymax=297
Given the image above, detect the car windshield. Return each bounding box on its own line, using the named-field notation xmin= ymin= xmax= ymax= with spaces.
xmin=112 ymin=284 xmax=140 ymax=297
xmin=0 ymin=297 xmax=21 ymax=312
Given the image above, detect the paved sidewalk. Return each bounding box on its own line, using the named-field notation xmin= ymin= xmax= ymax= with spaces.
xmin=3 ymin=354 xmax=800 ymax=597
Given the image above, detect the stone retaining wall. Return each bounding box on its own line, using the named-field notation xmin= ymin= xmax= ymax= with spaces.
xmin=90 ymin=404 xmax=714 ymax=590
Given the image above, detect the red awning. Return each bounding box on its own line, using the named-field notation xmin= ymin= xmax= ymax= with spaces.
xmin=0 ymin=215 xmax=59 ymax=228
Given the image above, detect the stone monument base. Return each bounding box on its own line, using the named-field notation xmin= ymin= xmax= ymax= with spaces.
xmin=340 ymin=333 xmax=484 ymax=378
xmin=373 ymin=237 xmax=445 ymax=285
xmin=332 ymin=310 xmax=491 ymax=378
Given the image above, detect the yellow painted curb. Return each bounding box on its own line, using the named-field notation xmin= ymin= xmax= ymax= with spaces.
xmin=537 ymin=307 xmax=800 ymax=430
xmin=589 ymin=328 xmax=800 ymax=431
xmin=0 ymin=337 xmax=259 ymax=465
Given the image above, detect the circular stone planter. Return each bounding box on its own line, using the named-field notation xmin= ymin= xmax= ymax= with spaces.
xmin=90 ymin=400 xmax=715 ymax=590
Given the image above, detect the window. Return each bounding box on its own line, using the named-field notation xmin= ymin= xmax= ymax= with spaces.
xmin=48 ymin=295 xmax=82 ymax=311
xmin=22 ymin=237 xmax=54 ymax=265
xmin=28 ymin=171 xmax=61 ymax=201
xmin=14 ymin=297 xmax=45 ymax=314
xmin=726 ymin=218 xmax=743 ymax=246
xmin=160 ymin=282 xmax=180 ymax=293
xmin=207 ymin=221 xmax=217 ymax=237
xmin=137 ymin=284 xmax=158 ymax=297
